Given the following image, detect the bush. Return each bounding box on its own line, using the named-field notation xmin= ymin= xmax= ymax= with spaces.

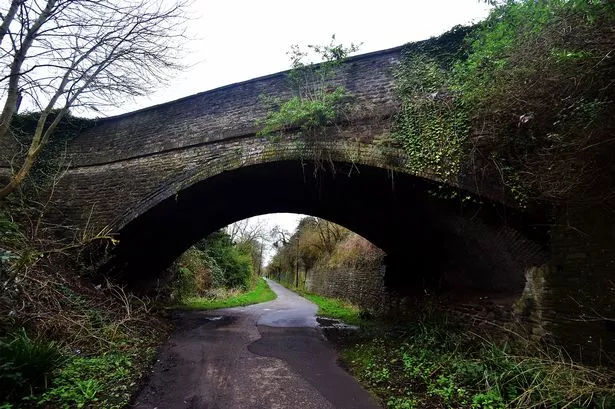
xmin=197 ymin=230 xmax=254 ymax=289
xmin=393 ymin=0 xmax=615 ymax=205
xmin=456 ymin=0 xmax=615 ymax=204
xmin=171 ymin=248 xmax=212 ymax=301
xmin=171 ymin=230 xmax=255 ymax=298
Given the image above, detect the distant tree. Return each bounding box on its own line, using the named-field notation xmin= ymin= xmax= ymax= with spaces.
xmin=226 ymin=218 xmax=268 ymax=244
xmin=0 ymin=0 xmax=189 ymax=199
xmin=266 ymin=217 xmax=348 ymax=288
xmin=269 ymin=225 xmax=291 ymax=248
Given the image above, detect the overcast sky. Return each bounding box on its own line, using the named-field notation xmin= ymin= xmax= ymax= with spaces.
xmin=111 ymin=0 xmax=492 ymax=115
xmin=115 ymin=0 xmax=492 ymax=246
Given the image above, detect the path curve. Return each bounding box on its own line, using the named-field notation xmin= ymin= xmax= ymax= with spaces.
xmin=132 ymin=279 xmax=380 ymax=409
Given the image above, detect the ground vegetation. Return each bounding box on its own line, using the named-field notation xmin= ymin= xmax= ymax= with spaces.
xmin=303 ymin=290 xmax=615 ymax=409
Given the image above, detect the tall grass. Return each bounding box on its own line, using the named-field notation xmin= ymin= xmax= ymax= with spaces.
xmin=0 ymin=329 xmax=64 ymax=402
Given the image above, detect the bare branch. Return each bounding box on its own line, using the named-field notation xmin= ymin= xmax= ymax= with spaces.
xmin=0 ymin=0 xmax=191 ymax=199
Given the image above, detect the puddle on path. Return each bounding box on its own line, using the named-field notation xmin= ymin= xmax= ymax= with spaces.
xmin=316 ymin=316 xmax=359 ymax=330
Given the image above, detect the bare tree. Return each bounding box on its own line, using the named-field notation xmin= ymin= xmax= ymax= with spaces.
xmin=269 ymin=225 xmax=291 ymax=248
xmin=226 ymin=217 xmax=269 ymax=245
xmin=0 ymin=0 xmax=189 ymax=199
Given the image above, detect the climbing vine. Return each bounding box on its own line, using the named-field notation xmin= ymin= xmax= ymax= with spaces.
xmin=6 ymin=112 xmax=95 ymax=193
xmin=392 ymin=55 xmax=469 ymax=187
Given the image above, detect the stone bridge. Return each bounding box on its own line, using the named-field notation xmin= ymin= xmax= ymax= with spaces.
xmin=1 ymin=32 xmax=613 ymax=358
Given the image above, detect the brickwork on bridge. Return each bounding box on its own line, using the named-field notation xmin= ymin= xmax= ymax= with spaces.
xmin=55 ymin=126 xmax=409 ymax=232
xmin=0 ymin=34 xmax=504 ymax=234
xmin=63 ymin=49 xmax=399 ymax=168
xmin=1 ymin=45 xmax=408 ymax=233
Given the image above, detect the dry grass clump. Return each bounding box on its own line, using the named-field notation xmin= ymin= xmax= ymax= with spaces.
xmin=1 ymin=253 xmax=168 ymax=353
xmin=328 ymin=233 xmax=384 ymax=269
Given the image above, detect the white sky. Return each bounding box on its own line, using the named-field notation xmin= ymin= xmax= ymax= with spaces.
xmin=117 ymin=0 xmax=492 ymax=247
xmin=110 ymin=0 xmax=492 ymax=115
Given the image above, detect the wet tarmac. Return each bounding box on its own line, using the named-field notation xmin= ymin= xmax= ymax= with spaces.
xmin=131 ymin=279 xmax=380 ymax=409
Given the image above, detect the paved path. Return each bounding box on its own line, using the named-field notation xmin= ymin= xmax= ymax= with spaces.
xmin=132 ymin=279 xmax=381 ymax=409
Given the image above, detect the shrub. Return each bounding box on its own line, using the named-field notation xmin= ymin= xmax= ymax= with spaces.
xmin=197 ymin=230 xmax=254 ymax=289
xmin=172 ymin=230 xmax=255 ymax=295
xmin=455 ymin=0 xmax=615 ymax=204
xmin=344 ymin=316 xmax=615 ymax=408
xmin=171 ymin=248 xmax=213 ymax=301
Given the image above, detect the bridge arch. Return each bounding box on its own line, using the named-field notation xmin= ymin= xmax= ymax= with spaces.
xmin=109 ymin=148 xmax=545 ymax=296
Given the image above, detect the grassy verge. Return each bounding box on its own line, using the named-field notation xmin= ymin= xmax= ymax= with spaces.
xmin=175 ymin=278 xmax=276 ymax=310
xmin=298 ymin=291 xmax=363 ymax=326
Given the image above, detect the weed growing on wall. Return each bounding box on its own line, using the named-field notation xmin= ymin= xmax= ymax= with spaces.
xmin=258 ymin=36 xmax=361 ymax=170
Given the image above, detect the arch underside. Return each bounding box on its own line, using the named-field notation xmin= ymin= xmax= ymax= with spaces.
xmin=110 ymin=156 xmax=547 ymax=295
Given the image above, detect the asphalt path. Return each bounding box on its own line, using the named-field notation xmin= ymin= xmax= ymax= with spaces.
xmin=132 ymin=279 xmax=381 ymax=409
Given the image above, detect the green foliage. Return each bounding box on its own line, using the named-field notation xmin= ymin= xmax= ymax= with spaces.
xmin=175 ymin=278 xmax=276 ymax=310
xmin=342 ymin=316 xmax=615 ymax=408
xmin=0 ymin=209 xmax=40 ymax=280
xmin=0 ymin=329 xmax=64 ymax=403
xmin=171 ymin=248 xmax=212 ymax=301
xmin=258 ymin=35 xmax=360 ymax=140
xmin=394 ymin=0 xmax=615 ymax=205
xmin=1 ymin=169 xmax=166 ymax=409
xmin=0 ymin=278 xmax=163 ymax=408
xmin=171 ymin=230 xmax=256 ymax=301
xmin=257 ymin=87 xmax=350 ymax=137
xmin=198 ymin=230 xmax=254 ymax=289
xmin=386 ymin=396 xmax=417 ymax=409
xmin=472 ymin=390 xmax=505 ymax=409
xmin=458 ymin=0 xmax=615 ymax=203
xmin=393 ymin=54 xmax=468 ymax=185
xmin=171 ymin=266 xmax=197 ymax=301
xmin=38 ymin=352 xmax=138 ymax=409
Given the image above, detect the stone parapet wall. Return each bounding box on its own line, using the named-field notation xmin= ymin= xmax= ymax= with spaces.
xmin=46 ymin=47 xmax=401 ymax=168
